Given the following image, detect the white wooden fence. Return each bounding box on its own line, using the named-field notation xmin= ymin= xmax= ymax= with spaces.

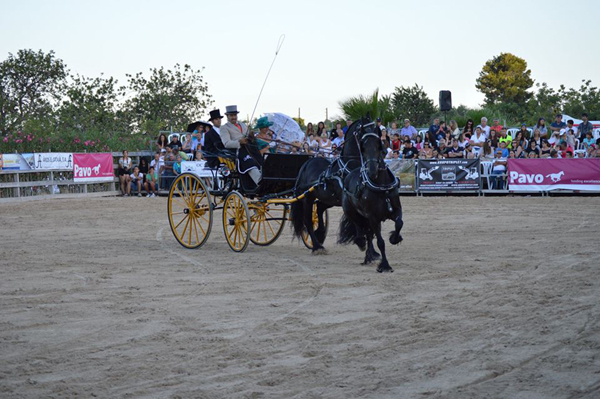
xmin=0 ymin=151 xmax=153 ymax=202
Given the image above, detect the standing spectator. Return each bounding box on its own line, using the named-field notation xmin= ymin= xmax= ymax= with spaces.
xmin=462 ymin=119 xmax=475 ymax=136
xmin=316 ymin=121 xmax=326 ymax=138
xmin=533 ymin=118 xmax=548 ymax=138
xmin=549 ymin=114 xmax=566 ymax=135
xmin=375 ymin=117 xmax=384 ymax=135
xmin=490 ymin=118 xmax=503 ymax=134
xmin=565 ymin=119 xmax=578 ymax=138
xmin=305 ymin=122 xmax=315 ymax=139
xmin=150 ymin=151 xmax=164 ymax=183
xmin=470 ymin=127 xmax=486 ymax=156
xmin=343 ymin=120 xmax=352 ymax=135
xmin=161 ymin=151 xmax=175 ymax=190
xmin=477 ymin=117 xmax=491 ymax=138
xmin=130 ymin=166 xmax=144 ymax=197
xmin=427 ymin=117 xmax=440 ymax=146
xmin=446 ymin=139 xmax=464 ymax=158
xmin=168 ymin=135 xmax=182 ymax=151
xmin=156 ymin=133 xmax=168 ymax=151
xmin=499 ymin=128 xmax=513 ymax=149
xmin=449 ymin=120 xmax=461 ymax=139
xmin=400 ymin=119 xmax=418 ymax=140
xmin=402 ymin=140 xmax=418 ymax=159
xmin=118 ymin=150 xmax=132 ymax=197
xmin=145 ymin=166 xmax=158 ymax=197
xmin=173 ymin=155 xmax=182 ymax=176
xmin=578 ymin=113 xmax=594 ymax=141
xmin=490 ymin=149 xmax=507 ymax=189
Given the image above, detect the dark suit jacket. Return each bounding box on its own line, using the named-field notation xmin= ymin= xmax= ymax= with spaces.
xmin=203 ymin=128 xmax=225 ymax=169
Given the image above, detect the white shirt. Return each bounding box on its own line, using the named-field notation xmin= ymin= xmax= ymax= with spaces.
xmin=477 ymin=124 xmax=491 ymax=138
xmin=492 ymin=157 xmax=507 ymax=172
xmin=212 ymin=125 xmax=221 ymax=135
xmin=471 ymin=133 xmax=485 ymax=148
xmin=130 ymin=172 xmax=144 ymax=181
xmin=332 ymin=137 xmax=344 ymax=147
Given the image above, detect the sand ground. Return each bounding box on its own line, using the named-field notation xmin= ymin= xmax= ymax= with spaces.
xmin=1 ymin=196 xmax=599 ymax=398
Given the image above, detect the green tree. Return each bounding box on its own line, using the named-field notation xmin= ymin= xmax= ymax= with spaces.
xmin=0 ymin=49 xmax=67 ymax=134
xmin=123 ymin=64 xmax=213 ymax=134
xmin=476 ymin=53 xmax=534 ymax=106
xmin=338 ymin=88 xmax=394 ymax=125
xmin=390 ymin=84 xmax=436 ymax=126
xmin=57 ymin=74 xmax=128 ymax=135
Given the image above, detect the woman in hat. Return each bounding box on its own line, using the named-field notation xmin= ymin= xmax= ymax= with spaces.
xmin=254 ymin=117 xmax=275 ymax=155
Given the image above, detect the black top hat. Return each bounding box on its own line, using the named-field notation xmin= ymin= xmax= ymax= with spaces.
xmin=209 ymin=109 xmax=223 ymax=121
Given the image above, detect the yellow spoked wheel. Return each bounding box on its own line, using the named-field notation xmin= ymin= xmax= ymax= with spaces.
xmin=168 ymin=173 xmax=213 ymax=249
xmin=223 ymin=191 xmax=250 ymax=252
xmin=249 ymin=203 xmax=287 ymax=246
xmin=301 ymin=205 xmax=329 ymax=249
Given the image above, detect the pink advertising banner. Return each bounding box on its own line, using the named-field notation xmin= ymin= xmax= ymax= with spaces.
xmin=508 ymin=159 xmax=600 ymax=191
xmin=73 ymin=153 xmax=114 ymax=182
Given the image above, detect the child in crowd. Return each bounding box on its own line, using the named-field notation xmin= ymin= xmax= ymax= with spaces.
xmin=130 ymin=166 xmax=144 ymax=197
xmin=145 ymin=166 xmax=158 ymax=197
xmin=391 ymin=134 xmax=401 ymax=151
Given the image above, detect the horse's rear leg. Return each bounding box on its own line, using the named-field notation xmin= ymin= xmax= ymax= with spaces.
xmin=314 ymin=201 xmax=328 ymax=245
xmin=304 ymin=199 xmax=326 ymax=254
xmin=363 ymin=231 xmax=380 ymax=265
xmin=374 ymin=223 xmax=393 ymax=273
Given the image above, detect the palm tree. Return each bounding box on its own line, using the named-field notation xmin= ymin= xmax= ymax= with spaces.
xmin=338 ymin=88 xmax=394 ymax=125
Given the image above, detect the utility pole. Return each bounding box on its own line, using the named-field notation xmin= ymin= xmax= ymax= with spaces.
xmin=325 ymin=108 xmax=328 ymax=121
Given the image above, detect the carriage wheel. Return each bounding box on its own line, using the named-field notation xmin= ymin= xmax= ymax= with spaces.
xmin=301 ymin=205 xmax=329 ymax=249
xmin=223 ymin=191 xmax=250 ymax=252
xmin=168 ymin=173 xmax=212 ymax=249
xmin=249 ymin=203 xmax=287 ymax=246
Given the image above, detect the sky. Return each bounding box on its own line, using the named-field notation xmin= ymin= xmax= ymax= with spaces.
xmin=1 ymin=0 xmax=598 ymax=125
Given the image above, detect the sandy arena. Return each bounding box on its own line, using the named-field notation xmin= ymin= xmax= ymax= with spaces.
xmin=1 ymin=196 xmax=599 ymax=398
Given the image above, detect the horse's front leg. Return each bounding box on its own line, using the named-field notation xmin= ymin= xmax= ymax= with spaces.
xmin=314 ymin=201 xmax=329 ymax=245
xmin=373 ymin=222 xmax=393 ymax=273
xmin=389 ymin=205 xmax=404 ymax=245
xmin=303 ymin=199 xmax=326 ymax=255
xmin=363 ymin=230 xmax=380 ymax=264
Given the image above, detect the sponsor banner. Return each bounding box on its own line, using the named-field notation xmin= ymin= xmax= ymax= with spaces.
xmin=508 ymin=159 xmax=600 ymax=191
xmin=33 ymin=152 xmax=73 ymax=170
xmin=73 ymin=153 xmax=114 ymax=182
xmin=0 ymin=153 xmax=33 ymax=170
xmin=386 ymin=159 xmax=416 ymax=191
xmin=181 ymin=160 xmax=214 ymax=178
xmin=417 ymin=159 xmax=481 ymax=191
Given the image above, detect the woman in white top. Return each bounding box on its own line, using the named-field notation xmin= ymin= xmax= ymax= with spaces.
xmin=307 ymin=133 xmax=319 ymax=152
xmin=129 ymin=166 xmax=144 ymax=197
xmin=118 ymin=150 xmax=132 ymax=196
xmin=449 ymin=120 xmax=461 ymax=140
xmin=319 ymin=131 xmax=332 ymax=156
xmin=470 ymin=127 xmax=486 ymax=156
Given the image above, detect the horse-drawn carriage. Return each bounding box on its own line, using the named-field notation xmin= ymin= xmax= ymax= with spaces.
xmin=167 ymin=151 xmax=328 ymax=252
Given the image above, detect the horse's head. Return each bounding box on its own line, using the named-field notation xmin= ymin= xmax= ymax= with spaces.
xmin=357 ymin=120 xmax=386 ymax=180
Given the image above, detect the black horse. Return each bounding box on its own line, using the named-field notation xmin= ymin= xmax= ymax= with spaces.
xmin=338 ymin=127 xmax=404 ymax=272
xmin=290 ymin=118 xmax=374 ymax=254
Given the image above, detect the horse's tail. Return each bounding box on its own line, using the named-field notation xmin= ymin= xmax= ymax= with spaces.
xmin=337 ymin=213 xmax=357 ymax=245
xmin=290 ymin=199 xmax=305 ymax=240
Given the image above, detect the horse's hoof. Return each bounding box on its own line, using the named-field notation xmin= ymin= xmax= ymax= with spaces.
xmin=389 ymin=233 xmax=403 ymax=245
xmin=377 ymin=265 xmax=394 ymax=273
xmin=312 ymin=248 xmax=328 ymax=256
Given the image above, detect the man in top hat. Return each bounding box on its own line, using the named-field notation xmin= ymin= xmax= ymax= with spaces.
xmin=209 ymin=109 xmax=223 ymax=135
xmin=220 ymin=105 xmax=248 ymax=149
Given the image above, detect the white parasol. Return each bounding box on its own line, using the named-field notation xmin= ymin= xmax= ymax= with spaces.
xmin=262 ymin=113 xmax=305 ymax=143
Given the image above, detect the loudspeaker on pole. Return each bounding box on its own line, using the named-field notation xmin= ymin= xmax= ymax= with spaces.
xmin=439 ymin=90 xmax=452 ymax=112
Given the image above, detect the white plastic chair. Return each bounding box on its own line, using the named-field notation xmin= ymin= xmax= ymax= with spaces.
xmin=168 ymin=133 xmax=181 ymax=144
xmin=506 ymin=128 xmax=519 ymax=139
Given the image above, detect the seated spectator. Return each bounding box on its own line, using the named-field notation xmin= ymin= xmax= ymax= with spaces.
xmin=513 ymin=131 xmax=528 ymax=150
xmin=540 ymin=140 xmax=552 ymax=158
xmin=436 ymin=121 xmax=449 ymax=142
xmin=490 ymin=149 xmax=507 ymax=189
xmin=173 ymin=155 xmax=182 ymax=176
xmin=402 ymin=140 xmax=419 ymax=159
xmin=388 ymin=121 xmax=400 ymax=137
xmin=533 ymin=118 xmax=548 ymax=138
xmin=319 ymin=132 xmax=332 ymax=154
xmin=498 ymin=128 xmax=512 ymax=149
xmin=477 ymin=117 xmax=491 ymax=137
xmin=590 ymin=139 xmax=600 ymax=158
xmin=168 ymin=135 xmax=182 ymax=151
xmin=446 ymin=139 xmax=464 ymax=158
xmin=462 ymin=119 xmax=475 ymax=136
xmin=432 ymin=149 xmax=441 ymax=159
xmin=419 ymin=141 xmax=433 ymax=159
xmin=496 ymin=140 xmax=509 ymax=157
xmin=527 ymin=150 xmax=539 ymax=159
xmin=329 ymin=144 xmax=339 ymax=158
xmin=401 ymin=119 xmax=418 ymax=140
xmin=307 ymin=133 xmax=319 ymax=152
xmin=582 ymin=131 xmax=595 ymax=150
xmin=380 ymin=128 xmax=391 ymax=151
xmin=566 ymin=119 xmax=578 ymax=137
xmin=578 ymin=113 xmax=594 ymax=141
xmin=550 ymin=149 xmax=559 ymax=159
xmin=470 ymin=127 xmax=486 ymax=156
xmin=391 ymin=133 xmax=401 ymax=151
xmin=118 ymin=150 xmax=133 ymax=197
xmin=517 ymin=123 xmax=530 ymax=140
xmin=427 ymin=117 xmax=440 ymax=146
xmin=524 ymin=140 xmax=539 ymax=158
xmin=414 ymin=135 xmax=423 ymax=151
xmin=530 ymin=129 xmax=542 ymax=148
xmin=481 ymin=141 xmax=494 ymax=160
xmin=386 ymin=150 xmax=400 ymax=160
xmin=449 ymin=120 xmax=461 ymax=139
xmin=458 ymin=132 xmax=470 ymax=148
xmin=161 ymin=152 xmax=175 ymax=189
xmin=564 ymin=150 xmax=573 ymax=159
xmin=145 ymin=166 xmax=158 ymax=197
xmin=490 ymin=118 xmax=503 ymax=134
xmin=182 ymin=133 xmax=193 ymax=155
xmin=489 ymin=130 xmax=499 ymax=149
xmin=548 ymin=131 xmax=560 ymax=147
xmin=438 ymin=139 xmax=449 ymax=157
xmin=156 ymin=133 xmax=168 ymax=151
xmin=465 ymin=145 xmax=476 ymax=159
xmin=550 ymin=114 xmax=566 ymax=135
xmin=130 ymin=166 xmax=144 ymax=197
xmin=558 ymin=142 xmax=574 ymax=158
xmin=301 ymin=142 xmax=312 ymax=155
xmin=508 ymin=150 xmax=516 ymax=159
